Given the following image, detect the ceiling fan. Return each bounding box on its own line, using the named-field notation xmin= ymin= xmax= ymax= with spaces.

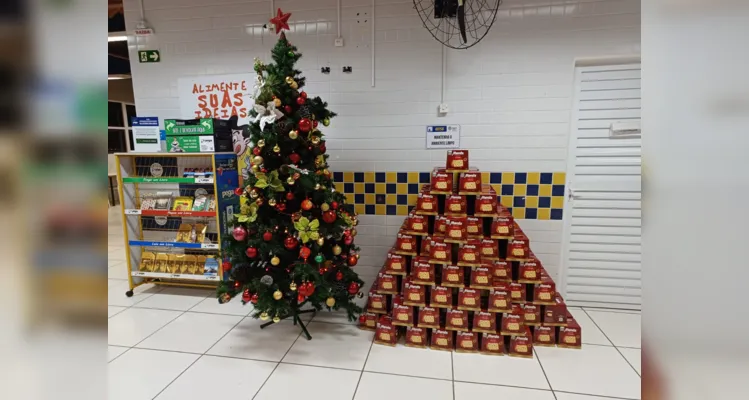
xmin=414 ymin=0 xmax=503 ymax=49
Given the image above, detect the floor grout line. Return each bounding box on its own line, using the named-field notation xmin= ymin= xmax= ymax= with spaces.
xmin=150 ymin=354 xmax=203 ymax=400
xmin=582 ymin=308 xmax=641 ymax=378
xmin=554 ymin=389 xmax=640 ymax=400
xmin=251 ymin=328 xmax=305 ymax=400
xmin=351 ymin=336 xmax=376 ymax=400
xmin=533 ymin=348 xmax=557 ymax=399
xmin=107 ymin=346 xmax=132 ymax=364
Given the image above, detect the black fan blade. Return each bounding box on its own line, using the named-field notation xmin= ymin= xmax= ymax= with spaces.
xmin=457 ymin=0 xmax=467 ymax=43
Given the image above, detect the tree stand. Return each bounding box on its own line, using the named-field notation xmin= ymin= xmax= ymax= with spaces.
xmin=259 ymin=306 xmax=316 ymax=340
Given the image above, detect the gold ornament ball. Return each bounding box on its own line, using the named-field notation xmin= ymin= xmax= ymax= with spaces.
xmin=271 ymin=256 xmax=280 ymax=266
xmin=257 ymin=139 xmax=266 ymax=147
xmin=272 ymin=316 xmax=281 ymax=323
xmin=268 ymin=198 xmax=277 ymax=207
xmin=273 ymin=290 xmax=283 ymax=300
xmin=321 ymin=203 xmax=330 ymax=211
xmin=260 ymin=312 xmax=269 ymax=321
xmin=273 ymin=98 xmax=281 ymax=107
xmin=249 ymin=189 xmax=259 ymax=199
xmin=285 ymin=76 xmax=294 ymax=84
xmin=289 ymin=130 xmax=298 ymax=140
xmin=287 ymin=176 xmax=295 ymax=185
xmin=252 ymin=155 xmax=264 ymax=166
xmin=333 ymin=245 xmax=342 ymax=255
xmin=311 ymin=136 xmax=321 ymax=145
xmin=316 ymin=237 xmax=325 ymax=246
xmin=326 ymin=297 xmax=336 ymax=307
xmin=290 ymin=282 xmax=297 ymax=291
xmin=322 ymin=118 xmax=330 ymax=127
xmin=251 ymin=164 xmax=260 ymax=172
xmin=351 ymin=228 xmax=358 ymax=237
xmin=291 ymin=82 xmax=298 ymax=89
xmin=315 ymin=183 xmax=321 ymax=190
xmin=273 ymin=144 xmax=281 ymax=153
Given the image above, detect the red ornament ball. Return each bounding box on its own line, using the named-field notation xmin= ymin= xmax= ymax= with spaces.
xmin=322 ymin=210 xmax=337 ymax=224
xmin=289 ymin=153 xmax=300 ymax=164
xmin=222 ymin=261 xmax=232 ymax=272
xmin=344 ymin=235 xmax=354 ymax=245
xmin=299 ymin=246 xmax=311 ymax=259
xmin=242 ymin=289 xmax=251 ymax=303
xmin=253 ymin=147 xmax=261 ymax=156
xmin=359 ymin=315 xmax=366 ymax=325
xmin=301 ymin=199 xmax=313 ymax=211
xmin=286 ymin=192 xmax=295 ymax=201
xmin=284 ymin=105 xmax=292 ymax=114
xmin=232 ymin=226 xmax=247 ymax=241
xmin=300 ymin=91 xmax=308 ymax=99
xmin=234 ymin=187 xmax=244 ymax=196
xmin=297 ymin=293 xmax=305 ymax=303
xmin=318 ymin=267 xmax=327 ymax=275
xmin=251 ymin=293 xmax=259 ymax=304
xmin=263 ymin=231 xmax=273 ymax=241
xmin=245 ymin=246 xmax=258 ymax=258
xmin=284 ymin=236 xmax=298 ymax=250
xmin=298 ymin=118 xmax=312 ymax=132
xmin=234 ymin=281 xmax=240 ymax=289
xmin=319 ymin=143 xmax=327 ymax=153
xmin=336 ymin=271 xmax=343 ymax=281
xmin=331 ymin=201 xmax=338 ymax=210
xmin=347 ymin=255 xmax=358 ymax=267
xmin=348 ymin=282 xmax=360 ymax=295
xmin=313 ymin=120 xmax=319 ymax=128
xmin=296 ymin=96 xmax=306 ymax=105
xmin=276 ymin=203 xmax=286 ymax=212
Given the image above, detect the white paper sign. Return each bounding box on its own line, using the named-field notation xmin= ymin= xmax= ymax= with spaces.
xmin=177 ymin=73 xmax=254 ymax=125
xmin=426 ymin=125 xmax=460 ymax=149
xmin=131 ymin=117 xmax=161 ymax=152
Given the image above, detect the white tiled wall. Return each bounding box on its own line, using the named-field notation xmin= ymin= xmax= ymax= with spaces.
xmin=123 ymin=0 xmax=640 ymax=283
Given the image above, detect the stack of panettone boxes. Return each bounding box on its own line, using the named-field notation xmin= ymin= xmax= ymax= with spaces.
xmin=359 ymin=150 xmax=581 ymax=358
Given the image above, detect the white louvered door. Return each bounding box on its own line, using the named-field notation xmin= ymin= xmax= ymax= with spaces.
xmin=561 ymin=63 xmax=641 ymax=310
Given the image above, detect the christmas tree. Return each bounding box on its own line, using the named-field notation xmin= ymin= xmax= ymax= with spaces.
xmin=217 ymin=11 xmax=364 ymax=334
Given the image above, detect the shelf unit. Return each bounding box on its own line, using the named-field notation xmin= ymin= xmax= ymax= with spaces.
xmin=115 ymin=152 xmax=240 ymax=296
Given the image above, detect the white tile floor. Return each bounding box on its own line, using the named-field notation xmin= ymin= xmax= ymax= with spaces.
xmin=108 ymin=206 xmax=642 ymax=399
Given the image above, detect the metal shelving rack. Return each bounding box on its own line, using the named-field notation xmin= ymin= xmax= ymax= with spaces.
xmin=115 ymin=152 xmax=240 ymax=297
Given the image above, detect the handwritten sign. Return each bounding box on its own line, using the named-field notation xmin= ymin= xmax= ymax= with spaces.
xmin=178 ymin=73 xmax=254 ymax=125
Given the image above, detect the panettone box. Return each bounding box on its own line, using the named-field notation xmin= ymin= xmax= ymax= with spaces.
xmin=507 ymin=230 xmax=530 ymax=261
xmin=518 ymin=257 xmax=542 ymax=283
xmin=480 ymin=333 xmax=505 ymax=355
xmin=509 ymin=282 xmax=526 ymax=303
xmin=472 ymin=311 xmax=498 ymax=334
xmin=457 ymin=239 xmax=482 ymax=267
xmin=374 ymin=316 xmax=398 ymax=346
xmin=415 ymin=193 xmax=439 ymax=215
xmin=394 ymin=232 xmax=418 ymax=256
xmin=474 ymin=188 xmax=499 ymax=217
xmin=405 ymin=213 xmax=429 ymax=236
xmin=480 ymin=238 xmax=499 ymax=260
xmin=558 ymin=317 xmax=582 ymax=349
xmin=428 ymin=238 xmax=452 ymax=264
xmin=487 ymin=282 xmax=512 ymax=313
xmin=509 ymin=327 xmax=533 ymax=358
xmin=430 ymin=328 xmax=454 ymax=351
xmin=403 ymin=281 xmax=427 ymax=307
xmin=457 ymin=288 xmax=482 ymax=311
xmin=359 ymin=312 xmax=378 ymax=331
xmin=420 ymin=235 xmax=433 ymax=256
xmin=458 ymin=170 xmax=482 ymax=195
xmin=384 ymin=250 xmax=407 ymax=275
xmin=405 ymin=326 xmax=428 ymax=348
xmin=433 ymin=216 xmax=448 ymax=237
xmin=392 ymin=304 xmax=415 ymax=327
xmin=430 ymin=168 xmax=453 ymax=194
xmin=543 ymin=294 xmax=569 ymax=326
xmin=492 ymin=259 xmax=512 ymax=282
xmin=470 ymin=265 xmax=494 ymax=290
xmin=465 ymin=217 xmax=483 ymax=239
xmin=445 ymin=195 xmax=467 ymax=216
xmin=445 ymin=309 xmax=469 ymax=331
xmin=490 ymin=213 xmax=514 ymax=239
xmin=441 ymin=264 xmax=465 ymax=287
xmin=445 ymin=217 xmax=468 ymax=243
xmin=367 ymin=293 xmax=388 ymax=314
xmin=534 ymin=325 xmax=556 ymax=346
xmin=456 ymin=331 xmax=479 ymax=353
xmin=430 ymin=285 xmax=454 ymax=308
xmin=446 ymin=149 xmax=469 ymax=172
xmin=418 ymin=306 xmax=441 ymax=329
xmin=411 ymin=256 xmax=436 ymax=285
xmin=522 ymin=303 xmax=541 ymax=326
xmin=533 ymin=276 xmax=557 ymax=305
xmin=500 ymin=304 xmax=525 ymax=335
xmin=376 ymin=272 xmax=398 ymax=295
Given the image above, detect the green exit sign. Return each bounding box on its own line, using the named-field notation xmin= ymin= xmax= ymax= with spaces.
xmin=138 ymin=50 xmax=160 ymax=63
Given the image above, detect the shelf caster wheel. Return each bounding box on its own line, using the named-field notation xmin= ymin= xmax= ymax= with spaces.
xmin=125 ymin=290 xmax=134 ymax=298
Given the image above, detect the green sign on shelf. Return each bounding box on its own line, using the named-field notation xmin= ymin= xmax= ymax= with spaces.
xmin=138 ymin=50 xmax=160 ymax=63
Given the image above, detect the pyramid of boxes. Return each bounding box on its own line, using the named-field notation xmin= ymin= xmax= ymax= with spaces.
xmin=359 ymin=150 xmax=581 ymax=357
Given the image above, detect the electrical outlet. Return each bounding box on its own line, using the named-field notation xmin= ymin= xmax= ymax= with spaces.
xmin=334 ymin=38 xmax=344 ymax=47
xmin=438 ymin=103 xmax=449 ymax=114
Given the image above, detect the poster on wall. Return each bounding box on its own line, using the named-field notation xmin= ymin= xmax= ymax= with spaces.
xmin=177 ymin=73 xmax=254 ymax=125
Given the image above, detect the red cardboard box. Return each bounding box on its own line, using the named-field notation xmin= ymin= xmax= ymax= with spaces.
xmin=395 ymin=232 xmax=418 ymax=256
xmin=456 ymin=331 xmax=479 ymax=353
xmin=403 ymin=281 xmax=427 ymax=307
xmin=470 ymin=265 xmax=494 ymax=290
xmin=359 ymin=312 xmax=378 ymax=331
xmin=523 ymin=303 xmax=541 ymax=326
xmin=441 ymin=265 xmax=465 ymax=287
xmin=518 ymin=258 xmax=541 ymax=283
xmin=480 ymin=238 xmax=499 ymax=260
xmin=428 ymin=238 xmax=452 ymax=264
xmin=558 ymin=317 xmax=582 ymax=348
xmin=487 ymin=283 xmax=512 ymax=313
xmin=509 ymin=282 xmax=526 ymax=303
xmin=374 ymin=316 xmax=397 ymax=346
xmin=446 ymin=309 xmax=469 ymax=331
xmin=420 ymin=235 xmax=433 ymax=256
xmin=465 ymin=217 xmax=483 ymax=239
xmin=392 ymin=304 xmax=414 ymax=327
xmin=430 ymin=328 xmax=454 ymax=351
xmin=508 ymin=231 xmax=530 ymax=261
xmin=418 ymin=306 xmax=441 ymax=328
xmin=415 ymin=193 xmax=438 ymax=215
xmin=509 ymin=327 xmax=533 ymax=358
xmin=457 ymin=239 xmax=482 ymax=267
xmin=492 ymin=259 xmax=512 ymax=282
xmin=367 ymin=293 xmax=388 ymax=314
xmin=384 ymin=250 xmax=407 ymax=275
xmin=543 ymin=294 xmax=569 ymax=326
xmin=411 ymin=256 xmax=436 ymax=285
xmin=376 ymin=272 xmax=398 ymax=295
xmin=458 ymin=170 xmax=482 ymax=195
xmin=445 ymin=195 xmax=467 ymax=216
xmin=472 ymin=311 xmax=498 ymax=333
xmin=405 ymin=213 xmax=429 ymax=236
xmin=481 ymin=333 xmax=505 ymax=355
xmin=430 ymin=168 xmax=453 ymax=194
xmin=490 ymin=214 xmax=514 ymax=239
xmin=457 ymin=288 xmax=481 ymax=311
xmin=533 ymin=276 xmax=556 ymax=305
xmin=430 ymin=285 xmax=453 ymax=308
xmin=446 ymin=149 xmax=469 ymax=171
xmin=501 ymin=304 xmax=525 ymax=335
xmin=445 ymin=217 xmax=468 ymax=243
xmin=433 ymin=216 xmax=448 ymax=237
xmin=534 ymin=325 xmax=556 ymax=346
xmin=475 ymin=193 xmax=498 ymax=217
xmin=405 ymin=326 xmax=428 ymax=348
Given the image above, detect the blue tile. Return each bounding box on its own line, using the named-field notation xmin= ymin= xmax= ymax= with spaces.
xmin=552 ymin=184 xmax=565 ymax=197
xmin=540 ymin=173 xmax=552 ymax=184
xmin=539 ymin=196 xmax=551 ymax=208
xmin=376 ymin=194 xmax=386 ymax=204
xmin=513 ymin=196 xmax=526 ymax=208
xmin=551 ymin=209 xmax=563 ymax=220
xmin=397 ymin=194 xmax=408 ymax=205
xmin=365 ymin=204 xmax=375 ymax=215
xmin=407 ymin=205 xmax=415 ymax=213
xmin=386 ymin=183 xmax=397 ymax=194
xmin=408 ymin=183 xmax=419 ymax=194
xmin=527 ymin=184 xmax=539 ymax=196
xmin=507 ymin=207 xmax=512 ymax=214
xmin=501 ymin=185 xmax=514 ymax=196
xmin=419 ymin=172 xmax=431 ymax=183
xmin=490 ymin=173 xmax=502 ymax=184
xmin=333 ymin=171 xmax=343 ymax=182
xmin=375 ymin=172 xmax=386 ymax=183
xmin=355 ymin=194 xmax=365 ymax=204
xmin=525 ymin=208 xmax=537 ymax=219
xmin=515 ymin=172 xmax=527 ymax=184
xmin=365 ymin=183 xmax=375 ymax=193
xmin=397 ymin=172 xmax=408 ymax=183
xmin=355 ymin=172 xmax=364 ymax=182
xmin=386 ymin=205 xmax=397 ymax=215
xmin=344 ymin=183 xmax=354 ymax=193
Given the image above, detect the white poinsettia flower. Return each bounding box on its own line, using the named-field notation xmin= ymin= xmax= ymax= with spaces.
xmin=253 ymin=101 xmax=284 ymax=131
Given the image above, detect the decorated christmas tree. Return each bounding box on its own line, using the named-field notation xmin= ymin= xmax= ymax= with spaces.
xmin=217 ymin=10 xmax=364 ymax=336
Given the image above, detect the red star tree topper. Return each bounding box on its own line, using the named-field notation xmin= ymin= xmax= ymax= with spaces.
xmin=270 ymin=8 xmax=291 ymax=34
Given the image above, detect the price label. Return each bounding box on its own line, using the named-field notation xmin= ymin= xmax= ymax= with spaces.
xmin=170 ymin=274 xmax=182 ymax=279
xmin=195 ymin=177 xmax=213 ymax=184
xmin=125 ymin=209 xmax=142 ymax=215
xmin=201 ymin=243 xmax=219 ymax=249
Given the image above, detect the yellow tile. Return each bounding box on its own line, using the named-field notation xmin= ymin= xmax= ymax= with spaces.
xmin=346 ymin=193 xmax=355 ymax=203
xmin=500 ymin=196 xmax=513 ymax=208
xmin=525 ymin=196 xmax=539 ymax=208
xmin=387 ymin=194 xmax=397 ymax=205
xmin=365 ymin=194 xmax=376 ymax=205
xmin=375 ymin=183 xmax=386 ymax=194
xmin=397 ymin=184 xmax=408 ymax=194
xmin=408 ymin=194 xmax=418 ymax=205
xmin=537 ymin=208 xmax=551 ymax=220
xmin=539 ymin=184 xmax=552 ymax=197
xmin=355 ymin=204 xmax=366 ymax=215
xmin=376 ymin=204 xmax=386 ymax=215
xmin=397 ymin=205 xmax=409 ymax=215
xmin=553 ymin=172 xmax=566 ymax=185
xmin=491 ymin=184 xmax=501 ymax=194
xmin=551 ymin=197 xmax=564 ymax=209
xmin=354 ymin=183 xmax=365 ymax=194
xmin=527 ymin=172 xmax=540 ymax=184
xmin=364 ymin=172 xmax=375 ymax=183
xmin=408 ymin=172 xmax=419 ymax=183
xmin=502 ymin=172 xmax=515 ymax=184
xmin=512 ymin=207 xmax=525 ymax=219
xmin=514 ymin=184 xmax=527 ymax=196
xmin=481 ymin=172 xmax=490 ymax=184
xmin=343 ymin=172 xmax=354 ymax=183
xmin=386 ymin=172 xmax=397 ymax=183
